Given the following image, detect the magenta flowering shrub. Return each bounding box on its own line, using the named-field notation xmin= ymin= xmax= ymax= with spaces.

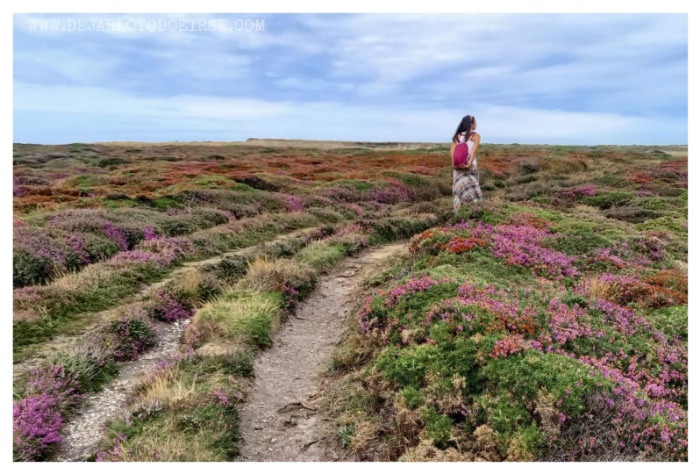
xmin=385 ymin=276 xmax=442 ymax=306
xmin=411 ymin=221 xmax=579 ymax=280
xmin=282 ymin=194 xmax=305 ymax=212
xmin=109 ymin=310 xmax=157 ymax=361
xmin=148 ymin=287 xmax=195 ymax=322
xmin=47 ymin=211 xmax=112 ymax=234
xmin=103 ymin=223 xmax=129 ymax=251
xmin=281 ymin=281 xmax=300 ymax=312
xmin=370 ymin=180 xmax=415 ymax=204
xmin=554 ymin=185 xmax=597 ymax=203
xmin=66 ymin=235 xmax=90 ymax=265
xmin=143 ymin=226 xmax=157 ymax=241
xmin=13 ymin=227 xmax=90 ymax=287
xmin=334 ymin=222 xmax=364 ymax=237
xmin=586 ymin=248 xmax=629 ymax=270
xmin=14 ymin=365 xmax=81 ymax=461
xmin=25 ymin=365 xmax=81 ymax=412
xmin=95 ymin=432 xmax=131 ymax=462
xmin=345 ymin=203 xmax=366 ymax=217
xmin=138 ymin=236 xmax=195 ymax=265
xmin=13 ymin=394 xmax=63 ymax=461
xmin=358 ymin=276 xmax=452 ymax=333
xmin=213 ymin=388 xmax=230 ymax=406
xmin=490 ymin=224 xmax=580 ymax=279
xmin=326 ymin=222 xmax=370 ymax=252
xmin=583 ymin=242 xmax=649 ymax=271
xmin=107 ymin=250 xmax=167 ymax=269
xmin=575 ymin=355 xmax=687 ymax=459
xmin=629 ymin=233 xmax=668 ymax=262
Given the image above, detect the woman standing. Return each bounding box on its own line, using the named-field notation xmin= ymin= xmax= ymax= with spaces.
xmin=451 ymin=114 xmax=484 ymax=212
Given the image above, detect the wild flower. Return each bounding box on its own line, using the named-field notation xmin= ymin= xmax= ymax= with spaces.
xmin=370 ymin=179 xmax=414 ymax=204
xmin=138 ymin=236 xmax=195 ymax=265
xmin=213 ymin=388 xmax=230 ymax=406
xmin=103 ymin=223 xmax=129 ymax=251
xmin=148 ymin=287 xmax=194 ymax=322
xmin=108 ymin=250 xmax=166 ymax=268
xmin=14 ymin=365 xmax=82 ymax=461
xmin=345 ymin=203 xmax=366 ymax=216
xmin=281 ymin=280 xmax=301 ymax=312
xmin=25 ymin=365 xmax=81 ymax=412
xmin=13 ymin=394 xmax=63 ymax=461
xmin=66 ymin=235 xmax=90 ymax=264
xmin=490 ymin=224 xmax=579 ymax=278
xmin=109 ymin=312 xmax=157 ymax=361
xmin=557 ymin=185 xmax=597 ymax=200
xmin=385 ymin=276 xmax=442 ymax=306
xmin=441 ymin=236 xmax=485 ymax=254
xmin=334 ymin=222 xmax=364 ymax=237
xmin=143 ymin=226 xmax=157 ymax=241
xmin=95 ymin=432 xmax=127 ymax=462
xmin=324 ymin=185 xmax=362 ymax=203
xmin=282 ymin=194 xmax=305 ymax=212
xmin=490 ymin=334 xmax=526 ymax=358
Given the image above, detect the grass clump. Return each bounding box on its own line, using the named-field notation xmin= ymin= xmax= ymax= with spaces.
xmin=194 ymin=290 xmax=284 ymax=349
xmin=99 ymin=358 xmax=241 ymax=462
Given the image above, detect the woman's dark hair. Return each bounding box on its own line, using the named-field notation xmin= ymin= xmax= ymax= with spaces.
xmin=453 ymin=115 xmax=475 ymax=143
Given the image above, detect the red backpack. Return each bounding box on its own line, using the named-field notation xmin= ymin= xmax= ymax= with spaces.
xmin=452 ymin=132 xmax=473 ymax=168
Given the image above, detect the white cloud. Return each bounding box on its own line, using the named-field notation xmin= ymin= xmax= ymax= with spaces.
xmin=13 ymin=81 xmax=686 ymax=145
xmin=13 ymin=13 xmax=687 ymax=144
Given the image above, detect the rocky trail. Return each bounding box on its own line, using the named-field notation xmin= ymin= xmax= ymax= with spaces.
xmin=54 ymin=320 xmax=188 ymax=461
xmin=236 ymin=243 xmax=406 ymax=462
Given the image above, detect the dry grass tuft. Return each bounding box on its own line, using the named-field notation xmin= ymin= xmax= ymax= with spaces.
xmin=400 ymin=439 xmax=479 ymax=462
xmin=175 ymin=268 xmax=204 ymax=294
xmin=134 ymin=362 xmax=197 ymax=408
xmin=578 ymin=276 xmax=615 ymax=301
xmin=534 ymin=389 xmax=561 ymax=438
xmin=238 ymin=256 xmax=313 ymax=292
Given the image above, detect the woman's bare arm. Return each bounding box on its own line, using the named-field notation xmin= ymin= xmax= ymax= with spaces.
xmin=467 ymin=132 xmax=481 ymax=167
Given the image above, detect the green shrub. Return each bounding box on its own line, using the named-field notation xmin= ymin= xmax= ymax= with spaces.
xmin=423 ymin=406 xmax=454 ymax=448
xmin=83 ymin=233 xmax=121 ymax=260
xmin=109 ymin=312 xmax=157 ymax=362
xmin=13 ymin=251 xmax=53 ymax=288
xmin=399 ymin=386 xmax=423 ymax=409
xmin=49 ymin=345 xmax=118 ymax=393
xmin=481 ymin=350 xmax=611 ymax=419
xmin=581 ymin=191 xmax=633 ymax=210
xmin=296 ymin=241 xmax=346 ymax=270
xmin=549 ymin=232 xmax=611 ymax=256
xmin=216 ymin=255 xmax=250 ymax=280
xmin=647 ymin=306 xmax=687 ymax=340
xmin=376 ymin=345 xmax=437 ymax=388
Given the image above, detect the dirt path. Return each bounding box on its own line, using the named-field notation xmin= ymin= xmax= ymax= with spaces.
xmin=55 ymin=319 xmax=189 ymax=461
xmin=237 ymin=243 xmax=406 ymax=462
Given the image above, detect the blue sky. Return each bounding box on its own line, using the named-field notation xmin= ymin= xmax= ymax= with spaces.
xmin=13 ymin=13 xmax=688 ymax=145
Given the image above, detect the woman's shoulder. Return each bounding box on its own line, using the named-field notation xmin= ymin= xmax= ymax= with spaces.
xmin=470 ymin=131 xmax=481 ymax=140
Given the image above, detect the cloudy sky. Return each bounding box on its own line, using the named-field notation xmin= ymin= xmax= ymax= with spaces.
xmin=13 ymin=13 xmax=687 ymax=145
